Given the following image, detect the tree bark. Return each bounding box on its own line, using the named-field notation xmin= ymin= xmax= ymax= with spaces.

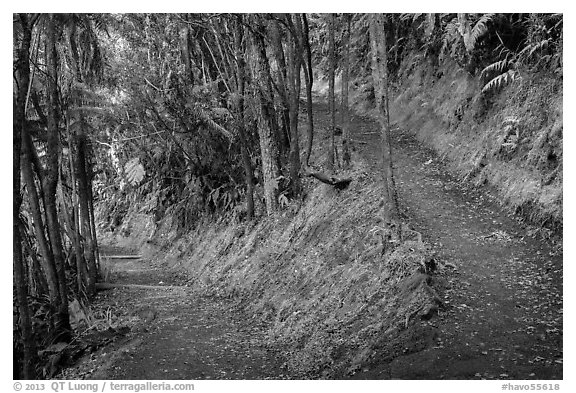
xmin=21 ymin=226 xmax=50 ymax=297
xmin=13 ymin=12 xmax=37 ymax=379
xmin=252 ymin=15 xmax=281 ymax=214
xmin=285 ymin=14 xmax=303 ymax=197
xmin=234 ymin=16 xmax=255 ymax=218
xmin=369 ymin=14 xmax=400 ymax=223
xmin=341 ymin=14 xmax=352 ymax=167
xmin=302 ymin=14 xmax=315 ymax=166
xmin=75 ymin=130 xmax=97 ymax=296
xmin=269 ymin=20 xmax=291 ymax=161
xmin=327 ymin=13 xmax=336 ymax=169
xmin=64 ymin=123 xmax=87 ymax=295
xmin=44 ymin=14 xmax=71 ymax=339
xmin=65 ymin=19 xmax=100 ymax=297
xmin=21 ymin=130 xmax=61 ymax=305
xmin=180 ymin=25 xmax=195 ymax=85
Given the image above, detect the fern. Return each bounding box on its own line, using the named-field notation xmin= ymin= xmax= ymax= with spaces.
xmin=125 ymin=157 xmax=145 ymax=186
xmin=481 ymin=69 xmax=518 ymax=94
xmin=439 ymin=18 xmax=461 ymax=62
xmin=480 ymin=59 xmax=511 ymax=79
xmin=524 ymin=39 xmax=550 ymax=58
xmin=467 ymin=13 xmax=494 ymax=51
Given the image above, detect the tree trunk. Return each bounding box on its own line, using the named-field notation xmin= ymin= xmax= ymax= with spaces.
xmin=302 ymin=14 xmax=315 ymax=166
xmin=285 ymin=14 xmax=303 ymax=197
xmin=252 ymin=15 xmax=281 ymax=214
xmin=75 ymin=130 xmax=97 ymax=296
xmin=21 ymin=130 xmax=61 ymax=305
xmin=234 ymin=17 xmax=255 ymax=218
xmin=180 ymin=25 xmax=195 ymax=85
xmin=269 ymin=20 xmax=291 ymax=161
xmin=327 ymin=13 xmax=336 ymax=169
xmin=66 ymin=20 xmax=99 ymax=297
xmin=21 ymin=227 xmax=50 ymax=298
xmin=13 ymin=13 xmax=37 ymax=379
xmin=65 ymin=124 xmax=87 ymax=295
xmin=341 ymin=14 xmax=352 ymax=167
xmin=44 ymin=14 xmax=71 ymax=339
xmin=87 ymin=165 xmax=101 ymax=277
xmin=369 ymin=14 xmax=400 ymax=223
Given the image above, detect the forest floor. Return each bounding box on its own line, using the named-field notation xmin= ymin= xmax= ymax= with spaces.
xmin=60 ymin=101 xmax=562 ymax=380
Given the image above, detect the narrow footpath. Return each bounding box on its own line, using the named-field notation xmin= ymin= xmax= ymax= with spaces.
xmin=347 ymin=108 xmax=563 ymax=379
xmin=67 ymin=250 xmax=286 ymax=380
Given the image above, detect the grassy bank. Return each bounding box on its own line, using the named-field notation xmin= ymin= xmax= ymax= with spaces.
xmin=146 ymin=156 xmax=439 ymax=377
xmin=99 ymin=145 xmax=441 ymax=378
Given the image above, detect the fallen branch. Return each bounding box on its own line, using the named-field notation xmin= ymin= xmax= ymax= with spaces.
xmin=95 ymin=283 xmax=183 ymax=290
xmin=302 ymin=166 xmax=352 ymax=190
xmin=101 ymin=255 xmax=142 ymax=260
xmin=350 ymin=139 xmax=370 ymax=145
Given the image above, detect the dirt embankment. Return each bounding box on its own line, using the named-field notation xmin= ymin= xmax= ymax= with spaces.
xmin=388 ymin=58 xmax=562 ymax=235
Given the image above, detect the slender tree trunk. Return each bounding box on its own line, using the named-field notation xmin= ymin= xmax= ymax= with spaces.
xmin=302 ymin=14 xmax=315 ymax=166
xmin=234 ymin=17 xmax=255 ymax=218
xmin=44 ymin=14 xmax=71 ymax=339
xmin=341 ymin=14 xmax=352 ymax=167
xmin=75 ymin=131 xmax=97 ymax=295
xmin=327 ymin=13 xmax=336 ymax=169
xmin=269 ymin=21 xmax=291 ymax=161
xmin=65 ymin=124 xmax=87 ymax=294
xmin=252 ymin=15 xmax=281 ymax=214
xmin=66 ymin=20 xmax=99 ymax=297
xmin=369 ymin=14 xmax=400 ymax=223
xmin=285 ymin=14 xmax=303 ymax=196
xmin=13 ymin=13 xmax=37 ymax=379
xmin=180 ymin=26 xmax=195 ymax=85
xmin=21 ymin=130 xmax=61 ymax=304
xmin=21 ymin=229 xmax=50 ymax=297
xmin=87 ymin=167 xmax=101 ymax=277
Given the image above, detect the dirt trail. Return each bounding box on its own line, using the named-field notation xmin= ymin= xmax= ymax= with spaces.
xmin=347 ymin=109 xmax=563 ymax=379
xmin=81 ymin=250 xmax=286 ymax=380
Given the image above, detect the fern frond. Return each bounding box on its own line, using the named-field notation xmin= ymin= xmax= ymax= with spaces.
xmin=480 ymin=59 xmax=511 ymax=79
xmin=399 ymin=13 xmax=413 ymax=22
xmin=125 ymin=157 xmax=145 ymax=186
xmin=517 ymin=39 xmax=550 ymax=66
xmin=481 ymin=69 xmax=518 ymax=94
xmin=412 ymin=13 xmax=423 ymax=22
xmin=467 ymin=13 xmax=494 ymax=51
xmin=529 ymin=39 xmax=549 ymax=57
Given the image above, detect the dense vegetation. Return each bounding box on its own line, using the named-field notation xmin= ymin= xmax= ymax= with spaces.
xmin=13 ymin=13 xmax=562 ymax=379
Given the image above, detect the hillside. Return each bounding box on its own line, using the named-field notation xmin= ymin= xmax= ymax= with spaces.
xmin=83 ymin=94 xmax=562 ymax=379
xmin=13 ymin=13 xmax=563 ymax=383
